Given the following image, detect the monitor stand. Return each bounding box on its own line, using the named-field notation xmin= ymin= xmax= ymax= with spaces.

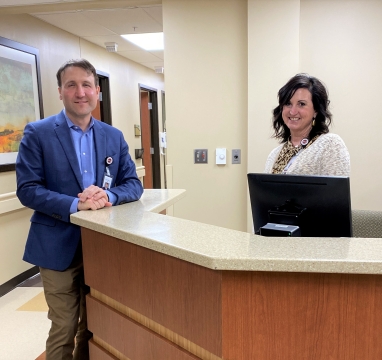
xmin=260 ymin=223 xmax=301 ymax=237
xmin=260 ymin=200 xmax=306 ymax=237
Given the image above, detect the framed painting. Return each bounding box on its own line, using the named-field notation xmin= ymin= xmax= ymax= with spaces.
xmin=0 ymin=36 xmax=43 ymax=172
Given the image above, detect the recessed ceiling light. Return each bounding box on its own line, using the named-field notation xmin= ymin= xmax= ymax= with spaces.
xmin=121 ymin=32 xmax=164 ymax=51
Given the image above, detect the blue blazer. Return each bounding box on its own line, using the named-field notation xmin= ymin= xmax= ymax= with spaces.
xmin=16 ymin=111 xmax=143 ymax=271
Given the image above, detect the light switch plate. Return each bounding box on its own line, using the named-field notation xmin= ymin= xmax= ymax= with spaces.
xmin=194 ymin=149 xmax=208 ymax=163
xmin=216 ymin=148 xmax=226 ymax=165
xmin=134 ymin=124 xmax=141 ymax=136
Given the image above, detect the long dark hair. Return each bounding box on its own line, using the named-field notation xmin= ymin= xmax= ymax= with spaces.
xmin=272 ymin=73 xmax=332 ymax=143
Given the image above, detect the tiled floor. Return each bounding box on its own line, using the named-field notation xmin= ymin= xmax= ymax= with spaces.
xmin=0 ymin=274 xmax=49 ymax=360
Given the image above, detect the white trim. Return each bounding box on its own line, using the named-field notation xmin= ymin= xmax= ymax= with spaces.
xmin=0 ymin=192 xmax=24 ymax=215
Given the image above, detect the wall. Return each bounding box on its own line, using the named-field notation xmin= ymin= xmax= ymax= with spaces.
xmin=163 ymin=0 xmax=248 ymax=231
xmin=0 ymin=13 xmax=164 ymax=286
xmin=248 ymin=0 xmax=382 ymax=230
xmin=299 ymin=0 xmax=382 ymax=211
xmin=3 ymin=0 xmax=382 ymax=284
xmin=247 ymin=0 xmax=301 ymax=230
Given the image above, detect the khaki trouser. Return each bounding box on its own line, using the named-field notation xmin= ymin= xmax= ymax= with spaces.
xmin=39 ymin=247 xmax=92 ymax=360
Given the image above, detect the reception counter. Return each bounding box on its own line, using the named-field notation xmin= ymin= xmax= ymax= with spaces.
xmin=71 ymin=189 xmax=382 ymax=360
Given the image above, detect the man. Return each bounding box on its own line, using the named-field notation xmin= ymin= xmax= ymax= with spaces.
xmin=16 ymin=59 xmax=143 ymax=360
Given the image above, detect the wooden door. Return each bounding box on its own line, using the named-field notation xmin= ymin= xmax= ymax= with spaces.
xmin=92 ymin=92 xmax=101 ymax=120
xmin=92 ymin=72 xmax=112 ymax=125
xmin=140 ymin=91 xmax=153 ymax=189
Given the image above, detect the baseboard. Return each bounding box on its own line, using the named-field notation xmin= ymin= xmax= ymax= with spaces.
xmin=0 ymin=266 xmax=39 ymax=297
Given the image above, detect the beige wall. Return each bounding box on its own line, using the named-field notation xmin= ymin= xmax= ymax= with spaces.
xmin=0 ymin=13 xmax=164 ymax=285
xmin=165 ymin=0 xmax=382 ymax=233
xmin=299 ymin=0 xmax=382 ymax=211
xmin=163 ymin=0 xmax=248 ymax=231
xmin=248 ymin=0 xmax=382 ymax=230
xmin=247 ymin=0 xmax=301 ymax=230
xmin=3 ymin=0 xmax=382 ymax=284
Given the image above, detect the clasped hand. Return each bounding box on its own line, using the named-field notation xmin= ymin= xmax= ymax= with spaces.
xmin=77 ymin=185 xmax=112 ymax=211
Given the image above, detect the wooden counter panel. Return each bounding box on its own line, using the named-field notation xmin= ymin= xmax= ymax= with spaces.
xmin=222 ymin=271 xmax=382 ymax=360
xmin=82 ymin=228 xmax=222 ymax=356
xmin=87 ymin=295 xmax=201 ymax=360
xmin=89 ymin=340 xmax=119 ymax=360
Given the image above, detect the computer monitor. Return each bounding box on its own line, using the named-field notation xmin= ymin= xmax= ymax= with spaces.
xmin=247 ymin=173 xmax=352 ymax=237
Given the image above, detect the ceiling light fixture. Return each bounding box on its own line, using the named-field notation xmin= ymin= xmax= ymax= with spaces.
xmin=121 ymin=32 xmax=164 ymax=51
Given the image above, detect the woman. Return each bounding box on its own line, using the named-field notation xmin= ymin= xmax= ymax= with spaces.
xmin=264 ymin=73 xmax=350 ymax=176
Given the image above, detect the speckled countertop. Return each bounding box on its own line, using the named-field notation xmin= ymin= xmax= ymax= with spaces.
xmin=71 ymin=189 xmax=382 ymax=275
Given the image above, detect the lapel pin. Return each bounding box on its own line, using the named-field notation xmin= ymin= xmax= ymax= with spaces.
xmin=301 ymin=138 xmax=309 ymax=147
xmin=105 ymin=156 xmax=113 ymax=165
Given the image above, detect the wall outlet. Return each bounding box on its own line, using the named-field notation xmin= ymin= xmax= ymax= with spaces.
xmin=232 ymin=149 xmax=241 ymax=164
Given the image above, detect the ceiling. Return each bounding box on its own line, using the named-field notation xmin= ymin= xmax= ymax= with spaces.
xmin=0 ymin=0 xmax=164 ymax=71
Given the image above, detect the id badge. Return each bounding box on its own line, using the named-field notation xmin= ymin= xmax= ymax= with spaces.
xmin=102 ymin=173 xmax=113 ymax=190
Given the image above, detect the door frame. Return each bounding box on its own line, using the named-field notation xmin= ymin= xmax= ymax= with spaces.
xmin=139 ymin=84 xmax=161 ymax=189
xmin=161 ymin=90 xmax=167 ymax=189
xmin=96 ymin=70 xmax=112 ymax=125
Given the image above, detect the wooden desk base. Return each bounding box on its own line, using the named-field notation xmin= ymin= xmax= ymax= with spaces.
xmin=82 ymin=228 xmax=382 ymax=360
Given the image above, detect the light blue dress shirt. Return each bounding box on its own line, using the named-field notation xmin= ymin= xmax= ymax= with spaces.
xmin=64 ymin=111 xmax=116 ymax=213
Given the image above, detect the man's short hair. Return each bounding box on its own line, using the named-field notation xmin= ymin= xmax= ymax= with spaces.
xmin=56 ymin=59 xmax=99 ymax=87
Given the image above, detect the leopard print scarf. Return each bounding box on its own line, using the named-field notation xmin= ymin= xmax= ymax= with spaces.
xmin=272 ymin=135 xmax=319 ymax=174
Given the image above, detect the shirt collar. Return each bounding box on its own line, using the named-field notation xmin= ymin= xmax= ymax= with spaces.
xmin=63 ymin=109 xmax=95 ymax=131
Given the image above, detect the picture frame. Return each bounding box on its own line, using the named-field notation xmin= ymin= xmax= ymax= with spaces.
xmin=0 ymin=36 xmax=44 ymax=172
